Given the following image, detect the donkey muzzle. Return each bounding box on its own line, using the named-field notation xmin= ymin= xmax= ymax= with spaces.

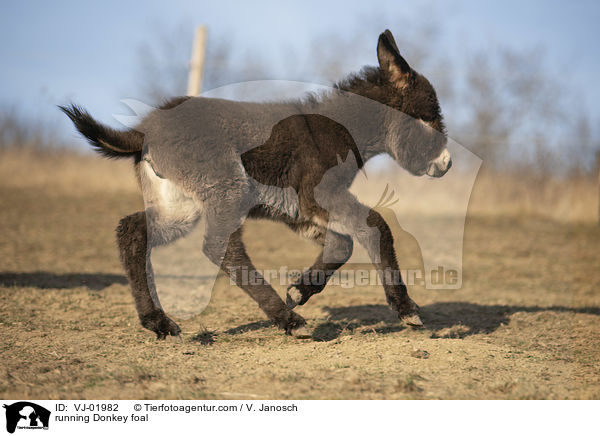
xmin=426 ymin=148 xmax=452 ymax=177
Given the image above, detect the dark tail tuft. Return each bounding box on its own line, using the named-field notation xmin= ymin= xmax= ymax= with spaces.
xmin=59 ymin=104 xmax=144 ymax=159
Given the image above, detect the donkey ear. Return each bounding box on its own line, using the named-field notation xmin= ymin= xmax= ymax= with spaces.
xmin=377 ymin=30 xmax=412 ymax=88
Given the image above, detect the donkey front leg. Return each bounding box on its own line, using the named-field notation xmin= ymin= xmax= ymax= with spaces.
xmin=116 ymin=212 xmax=181 ymax=339
xmin=285 ymin=222 xmax=354 ymax=309
xmin=202 ymin=217 xmax=311 ymax=338
xmin=323 ymin=192 xmax=422 ymax=326
xmin=363 ymin=209 xmax=422 ymax=326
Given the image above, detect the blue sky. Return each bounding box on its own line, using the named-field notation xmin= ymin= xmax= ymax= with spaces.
xmin=1 ymin=0 xmax=599 ymax=145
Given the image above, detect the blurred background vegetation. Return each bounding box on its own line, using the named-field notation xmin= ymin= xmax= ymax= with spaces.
xmin=1 ymin=4 xmax=598 ymax=222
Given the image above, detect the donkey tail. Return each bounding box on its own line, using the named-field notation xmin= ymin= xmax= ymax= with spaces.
xmin=59 ymin=104 xmax=144 ymax=159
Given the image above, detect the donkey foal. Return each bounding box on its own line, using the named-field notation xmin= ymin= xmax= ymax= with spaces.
xmin=61 ymin=30 xmax=451 ymax=340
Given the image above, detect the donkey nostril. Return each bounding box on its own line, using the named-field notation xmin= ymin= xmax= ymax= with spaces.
xmin=446 ymin=158 xmax=452 ymax=170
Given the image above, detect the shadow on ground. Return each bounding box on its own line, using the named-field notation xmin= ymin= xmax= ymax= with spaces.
xmin=317 ymin=303 xmax=600 ymax=340
xmin=224 ymin=321 xmax=273 ymax=335
xmin=0 ymin=272 xmax=127 ymax=291
xmin=191 ymin=303 xmax=600 ymax=343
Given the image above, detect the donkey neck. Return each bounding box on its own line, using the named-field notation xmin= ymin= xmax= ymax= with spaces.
xmin=300 ymin=89 xmax=390 ymax=163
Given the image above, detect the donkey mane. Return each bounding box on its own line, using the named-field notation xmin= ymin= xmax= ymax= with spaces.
xmin=333 ymin=66 xmax=402 ymax=108
xmin=334 ymin=66 xmax=386 ymax=92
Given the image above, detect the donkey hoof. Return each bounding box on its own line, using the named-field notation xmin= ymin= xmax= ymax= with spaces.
xmin=290 ymin=326 xmax=312 ymax=339
xmin=166 ymin=334 xmax=183 ymax=343
xmin=156 ymin=330 xmax=182 ymax=340
xmin=142 ymin=310 xmax=182 ymax=340
xmin=154 ymin=322 xmax=182 ymax=340
xmin=286 ymin=285 xmax=303 ymax=309
xmin=401 ymin=313 xmax=424 ymax=328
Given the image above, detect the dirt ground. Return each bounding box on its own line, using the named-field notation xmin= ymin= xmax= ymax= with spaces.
xmin=0 ymin=153 xmax=599 ymax=399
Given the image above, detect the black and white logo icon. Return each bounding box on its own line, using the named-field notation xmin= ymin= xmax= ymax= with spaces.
xmin=3 ymin=402 xmax=50 ymax=433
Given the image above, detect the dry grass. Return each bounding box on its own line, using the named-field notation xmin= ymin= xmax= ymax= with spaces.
xmin=2 ymin=148 xmax=597 ymax=221
xmin=0 ymin=148 xmax=138 ymax=196
xmin=468 ymin=170 xmax=598 ymax=223
xmin=350 ymin=160 xmax=598 ymax=224
xmin=0 ymin=149 xmax=599 ymax=399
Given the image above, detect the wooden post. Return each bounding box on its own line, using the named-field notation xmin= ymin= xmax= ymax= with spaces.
xmin=187 ymin=26 xmax=207 ymax=96
xmin=596 ymin=149 xmax=600 ymax=225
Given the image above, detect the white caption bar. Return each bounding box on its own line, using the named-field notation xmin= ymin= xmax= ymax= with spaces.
xmin=0 ymin=400 xmax=596 ymax=435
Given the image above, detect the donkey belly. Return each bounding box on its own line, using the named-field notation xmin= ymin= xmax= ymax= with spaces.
xmin=140 ymin=160 xmax=203 ymax=245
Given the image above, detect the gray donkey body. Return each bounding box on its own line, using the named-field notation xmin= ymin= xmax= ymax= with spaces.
xmin=62 ymin=30 xmax=451 ymax=339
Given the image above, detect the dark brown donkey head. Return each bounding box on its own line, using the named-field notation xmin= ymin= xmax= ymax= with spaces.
xmin=336 ymin=29 xmax=451 ymax=177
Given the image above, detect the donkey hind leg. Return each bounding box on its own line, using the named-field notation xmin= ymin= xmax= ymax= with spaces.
xmin=285 ymin=223 xmax=353 ymax=309
xmin=201 ymin=209 xmax=311 ymax=338
xmin=116 ymin=211 xmax=195 ymax=339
